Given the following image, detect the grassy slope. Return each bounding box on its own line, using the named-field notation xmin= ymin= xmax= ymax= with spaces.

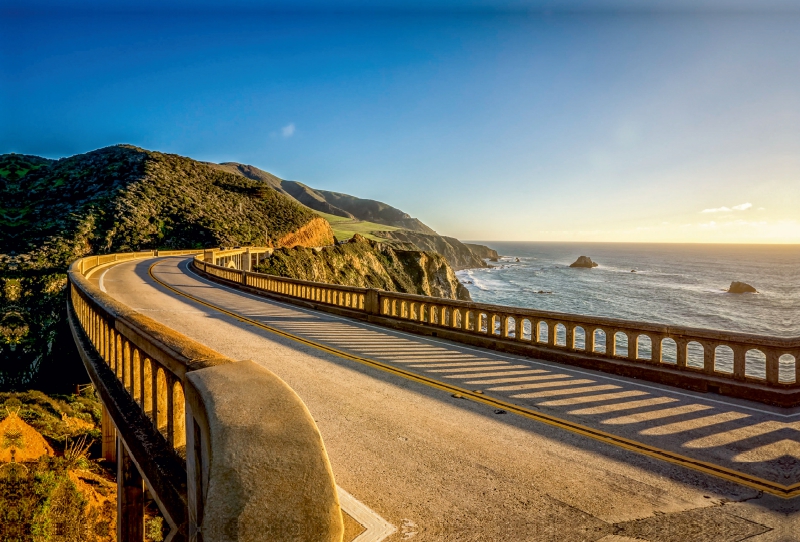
xmin=314 ymin=210 xmax=399 ymax=242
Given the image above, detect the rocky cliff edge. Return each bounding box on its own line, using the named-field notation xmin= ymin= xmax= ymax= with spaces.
xmin=255 ymin=234 xmax=471 ymax=301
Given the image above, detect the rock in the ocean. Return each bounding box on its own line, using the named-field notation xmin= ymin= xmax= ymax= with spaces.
xmin=631 ymin=269 xmax=636 ymax=273
xmin=515 ymin=258 xmax=520 ymax=262
xmin=489 ymin=257 xmax=499 ymax=262
xmin=569 ymin=256 xmax=598 ymax=268
xmin=728 ymin=281 xmax=757 ymax=294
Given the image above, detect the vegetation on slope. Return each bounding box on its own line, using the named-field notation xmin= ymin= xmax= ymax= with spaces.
xmin=255 ymin=234 xmax=471 ymax=301
xmin=207 ymin=161 xmax=437 ymax=233
xmin=0 ymin=390 xmax=123 ymax=542
xmin=313 ymin=211 xmax=399 ymax=242
xmin=0 ymin=146 xmax=328 ymax=390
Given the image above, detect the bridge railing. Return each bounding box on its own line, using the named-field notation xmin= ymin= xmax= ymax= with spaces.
xmin=193 ymin=250 xmax=800 ymax=407
xmin=68 ymin=250 xmax=343 ymax=542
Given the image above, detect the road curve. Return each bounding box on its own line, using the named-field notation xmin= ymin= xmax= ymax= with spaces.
xmin=95 ymin=256 xmax=798 ymax=541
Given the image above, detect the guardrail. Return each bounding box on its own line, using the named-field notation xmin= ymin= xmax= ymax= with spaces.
xmin=68 ymin=250 xmax=343 ymax=542
xmin=194 ymin=250 xmax=800 ymax=407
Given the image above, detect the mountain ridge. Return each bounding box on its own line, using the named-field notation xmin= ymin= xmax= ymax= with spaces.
xmin=206 ymin=161 xmax=437 ymax=234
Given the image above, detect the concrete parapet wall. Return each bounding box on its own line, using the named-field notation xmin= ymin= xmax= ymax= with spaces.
xmin=68 ymin=251 xmax=343 ymax=542
xmin=186 ymin=361 xmax=343 ymax=542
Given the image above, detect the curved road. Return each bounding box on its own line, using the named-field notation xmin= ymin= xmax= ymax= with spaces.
xmin=95 ymin=257 xmax=799 ymax=541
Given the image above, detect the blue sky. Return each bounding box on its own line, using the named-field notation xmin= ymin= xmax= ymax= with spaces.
xmin=2 ymin=2 xmax=799 ymax=242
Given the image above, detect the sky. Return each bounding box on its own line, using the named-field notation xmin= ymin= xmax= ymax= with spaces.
xmin=2 ymin=1 xmax=799 ymax=243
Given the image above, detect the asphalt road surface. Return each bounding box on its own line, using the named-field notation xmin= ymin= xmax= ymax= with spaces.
xmin=95 ymin=257 xmax=800 ymax=541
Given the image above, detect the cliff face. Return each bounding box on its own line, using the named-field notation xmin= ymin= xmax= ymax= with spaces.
xmin=255 ymin=234 xmax=471 ymax=301
xmin=276 ymin=217 xmax=334 ymax=248
xmin=375 ymin=230 xmax=487 ymax=271
xmin=464 ymin=243 xmax=499 ymax=260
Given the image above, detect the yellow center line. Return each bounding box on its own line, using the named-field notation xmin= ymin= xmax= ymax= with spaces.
xmin=148 ymin=260 xmax=800 ymax=499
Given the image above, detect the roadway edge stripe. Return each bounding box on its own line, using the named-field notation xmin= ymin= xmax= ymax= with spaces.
xmin=147 ymin=261 xmax=800 ymax=499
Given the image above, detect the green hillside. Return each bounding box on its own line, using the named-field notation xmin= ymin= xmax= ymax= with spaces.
xmin=0 ymin=145 xmax=322 ymax=391
xmin=314 ymin=211 xmax=399 ymax=241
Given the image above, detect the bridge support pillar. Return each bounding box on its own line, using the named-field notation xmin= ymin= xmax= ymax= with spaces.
xmin=117 ymin=437 xmax=145 ymax=542
xmin=101 ymin=404 xmax=117 ymax=463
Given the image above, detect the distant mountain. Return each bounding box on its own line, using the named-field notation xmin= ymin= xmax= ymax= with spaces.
xmin=206 ymin=162 xmax=437 ymax=234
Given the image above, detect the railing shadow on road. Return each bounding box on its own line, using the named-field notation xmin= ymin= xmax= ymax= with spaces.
xmin=195 ymin=249 xmax=800 ymax=410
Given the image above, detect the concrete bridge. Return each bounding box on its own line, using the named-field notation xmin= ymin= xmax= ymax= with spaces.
xmin=69 ymin=249 xmax=800 ymax=541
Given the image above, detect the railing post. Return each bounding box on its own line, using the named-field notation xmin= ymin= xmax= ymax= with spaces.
xmin=187 ymin=410 xmax=204 ymax=542
xmin=675 ymin=338 xmax=688 ymax=368
xmin=628 ymin=332 xmax=638 ymax=360
xmin=732 ymin=345 xmax=746 ymax=380
xmin=117 ymin=437 xmax=144 ymax=542
xmin=366 ymin=289 xmax=381 ymax=316
xmin=243 ymin=248 xmax=252 ymax=272
xmin=546 ymin=321 xmax=555 ymax=347
xmin=650 ymin=334 xmax=662 ymax=363
xmin=766 ymin=349 xmax=780 ymax=385
xmin=585 ymin=327 xmax=595 ymax=352
xmin=703 ymin=341 xmax=716 ymax=375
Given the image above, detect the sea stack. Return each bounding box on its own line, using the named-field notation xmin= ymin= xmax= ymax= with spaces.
xmin=569 ymin=256 xmax=598 ymax=268
xmin=728 ymin=281 xmax=757 ymax=294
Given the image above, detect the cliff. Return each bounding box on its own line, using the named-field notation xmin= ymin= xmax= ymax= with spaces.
xmin=374 ymin=230 xmax=487 ymax=271
xmin=276 ymin=216 xmax=334 ymax=248
xmin=255 ymin=234 xmax=471 ymax=301
xmin=464 ymin=243 xmax=499 ymax=260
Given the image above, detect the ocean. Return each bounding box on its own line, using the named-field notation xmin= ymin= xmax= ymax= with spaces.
xmin=457 ymin=242 xmax=800 ymax=340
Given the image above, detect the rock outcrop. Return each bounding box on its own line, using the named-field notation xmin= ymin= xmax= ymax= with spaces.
xmin=464 ymin=243 xmax=499 ymax=260
xmin=569 ymin=256 xmax=598 ymax=268
xmin=728 ymin=281 xmax=757 ymax=294
xmin=374 ymin=230 xmax=487 ymax=271
xmin=0 ymin=410 xmax=54 ymax=462
xmin=276 ymin=217 xmax=334 ymax=248
xmin=255 ymin=234 xmax=471 ymax=301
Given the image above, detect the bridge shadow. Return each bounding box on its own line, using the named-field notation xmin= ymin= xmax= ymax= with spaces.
xmin=140 ymin=259 xmax=800 ymax=509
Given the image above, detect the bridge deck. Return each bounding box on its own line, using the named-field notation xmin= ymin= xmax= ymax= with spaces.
xmin=95 ymin=256 xmax=799 ymax=541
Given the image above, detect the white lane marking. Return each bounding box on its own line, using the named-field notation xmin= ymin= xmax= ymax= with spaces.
xmin=337 ymin=486 xmax=397 ymax=542
xmin=157 ymin=258 xmax=800 ymax=419
xmin=98 ymin=267 xmax=110 ymax=293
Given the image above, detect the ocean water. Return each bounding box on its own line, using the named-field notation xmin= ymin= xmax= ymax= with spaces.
xmin=457 ymin=243 xmax=800 ymax=339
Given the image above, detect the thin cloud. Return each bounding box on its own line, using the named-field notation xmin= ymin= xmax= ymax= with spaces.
xmin=701 ymin=202 xmax=752 ymax=213
xmin=281 ymin=123 xmax=296 ymax=138
xmin=701 ymin=206 xmax=731 ymax=213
